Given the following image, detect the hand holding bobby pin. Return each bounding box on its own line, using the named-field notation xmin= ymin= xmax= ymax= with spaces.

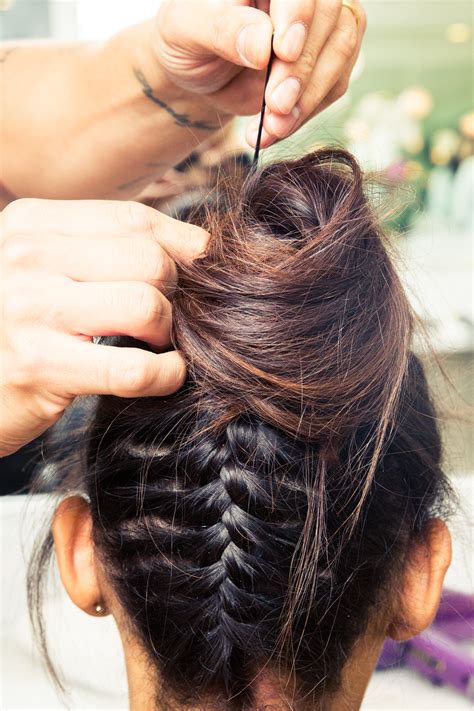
xmin=152 ymin=0 xmax=366 ymax=149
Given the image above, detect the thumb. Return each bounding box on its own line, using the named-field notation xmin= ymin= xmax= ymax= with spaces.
xmin=159 ymin=0 xmax=273 ymax=69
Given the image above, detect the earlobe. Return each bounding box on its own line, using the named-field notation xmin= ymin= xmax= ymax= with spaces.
xmin=388 ymin=518 xmax=452 ymax=642
xmin=52 ymin=495 xmax=109 ymax=617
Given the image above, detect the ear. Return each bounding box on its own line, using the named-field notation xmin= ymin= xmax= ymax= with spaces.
xmin=388 ymin=518 xmax=452 ymax=642
xmin=52 ymin=495 xmax=109 ymax=617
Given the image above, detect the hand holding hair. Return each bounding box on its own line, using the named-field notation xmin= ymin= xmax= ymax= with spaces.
xmin=0 ymin=199 xmax=208 ymax=456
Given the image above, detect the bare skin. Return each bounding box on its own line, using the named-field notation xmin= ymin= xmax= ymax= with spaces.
xmin=0 ymin=199 xmax=208 ymax=455
xmin=0 ymin=0 xmax=366 ymax=455
xmin=53 ymin=496 xmax=451 ymax=711
xmin=0 ymin=0 xmax=366 ymax=202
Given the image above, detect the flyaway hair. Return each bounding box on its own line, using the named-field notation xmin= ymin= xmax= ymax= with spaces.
xmin=29 ymin=149 xmax=451 ymax=710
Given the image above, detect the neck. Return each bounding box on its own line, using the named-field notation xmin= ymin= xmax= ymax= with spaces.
xmin=121 ymin=627 xmax=384 ymax=711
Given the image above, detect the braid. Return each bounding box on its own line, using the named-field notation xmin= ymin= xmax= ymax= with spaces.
xmin=91 ymin=415 xmax=313 ymax=706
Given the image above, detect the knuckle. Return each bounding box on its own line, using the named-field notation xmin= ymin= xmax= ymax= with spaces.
xmin=171 ymin=356 xmax=187 ymax=390
xmin=116 ymin=200 xmax=156 ymax=235
xmin=1 ymin=233 xmax=37 ymax=270
xmin=319 ymin=0 xmax=343 ymax=26
xmin=157 ymin=354 xmax=186 ymax=394
xmin=135 ymin=284 xmax=163 ymax=328
xmin=113 ymin=354 xmax=151 ymax=395
xmin=298 ymin=45 xmax=318 ymax=76
xmin=335 ymin=23 xmax=358 ymax=60
xmin=140 ymin=241 xmax=170 ymax=285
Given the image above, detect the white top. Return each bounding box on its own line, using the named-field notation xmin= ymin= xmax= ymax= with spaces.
xmin=1 ymin=475 xmax=472 ymax=711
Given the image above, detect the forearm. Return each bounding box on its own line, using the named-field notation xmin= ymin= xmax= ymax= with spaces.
xmin=0 ymin=22 xmax=228 ymax=200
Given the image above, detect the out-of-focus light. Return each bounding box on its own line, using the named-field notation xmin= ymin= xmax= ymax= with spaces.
xmin=358 ymin=92 xmax=391 ymax=119
xmin=446 ymin=23 xmax=472 ymax=43
xmin=386 ymin=162 xmax=406 ymax=182
xmin=398 ymin=87 xmax=434 ymax=120
xmin=431 ymin=147 xmax=451 ymax=166
xmin=430 ymin=129 xmax=461 ymax=166
xmin=0 ymin=0 xmax=15 ymax=10
xmin=405 ymin=161 xmax=424 ymax=181
xmin=403 ymin=132 xmax=425 ymax=155
xmin=344 ymin=118 xmax=370 ymax=142
xmin=459 ymin=111 xmax=474 ymax=139
xmin=459 ymin=139 xmax=474 ymax=160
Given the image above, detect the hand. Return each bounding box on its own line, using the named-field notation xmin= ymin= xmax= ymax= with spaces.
xmin=152 ymin=0 xmax=366 ymax=148
xmin=0 ymin=199 xmax=208 ymax=456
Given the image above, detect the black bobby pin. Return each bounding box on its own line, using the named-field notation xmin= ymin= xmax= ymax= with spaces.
xmin=252 ymin=35 xmax=275 ymax=168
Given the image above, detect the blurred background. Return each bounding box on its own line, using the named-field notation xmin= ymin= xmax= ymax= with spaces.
xmin=0 ymin=2 xmax=472 ymax=710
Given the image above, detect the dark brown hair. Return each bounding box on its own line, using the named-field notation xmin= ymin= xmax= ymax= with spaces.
xmin=29 ymin=148 xmax=451 ymax=710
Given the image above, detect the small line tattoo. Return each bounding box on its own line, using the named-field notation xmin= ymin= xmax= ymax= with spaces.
xmin=0 ymin=46 xmax=19 ymax=64
xmin=133 ymin=68 xmax=219 ymax=131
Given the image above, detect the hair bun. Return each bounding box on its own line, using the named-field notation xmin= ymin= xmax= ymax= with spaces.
xmin=244 ymin=148 xmax=364 ymax=240
xmin=173 ymin=148 xmax=412 ymax=447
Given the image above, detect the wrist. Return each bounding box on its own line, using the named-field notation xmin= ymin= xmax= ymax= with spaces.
xmin=133 ymin=19 xmax=188 ymax=103
xmin=133 ymin=20 xmax=232 ymax=124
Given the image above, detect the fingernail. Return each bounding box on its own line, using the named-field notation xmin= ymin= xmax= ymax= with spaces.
xmin=237 ymin=24 xmax=263 ymax=69
xmin=279 ymin=22 xmax=307 ymax=62
xmin=247 ymin=122 xmax=271 ymax=148
xmin=271 ymin=77 xmax=302 ymax=115
xmin=266 ymin=105 xmax=301 ymax=139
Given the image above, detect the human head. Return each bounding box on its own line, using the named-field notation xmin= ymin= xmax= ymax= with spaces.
xmin=32 ymin=149 xmax=452 ymax=710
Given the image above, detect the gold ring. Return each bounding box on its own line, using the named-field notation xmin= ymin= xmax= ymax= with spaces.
xmin=341 ymin=0 xmax=361 ymax=30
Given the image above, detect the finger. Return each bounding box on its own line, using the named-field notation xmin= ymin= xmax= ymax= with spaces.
xmin=53 ymin=281 xmax=172 ymax=350
xmin=270 ymin=0 xmax=316 ymax=62
xmin=264 ymin=4 xmax=360 ymax=139
xmin=160 ymin=0 xmax=273 ymax=70
xmin=266 ymin=0 xmax=342 ymax=116
xmin=307 ymin=4 xmax=365 ymax=117
xmin=246 ymin=110 xmax=294 ymax=149
xmin=23 ymin=234 xmax=178 ymax=294
xmin=57 ymin=339 xmax=187 ymax=398
xmin=3 ymin=198 xmax=209 ymax=263
xmin=204 ymin=66 xmax=267 ymax=117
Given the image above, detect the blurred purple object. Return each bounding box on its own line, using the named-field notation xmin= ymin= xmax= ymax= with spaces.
xmin=377 ymin=589 xmax=474 ymax=701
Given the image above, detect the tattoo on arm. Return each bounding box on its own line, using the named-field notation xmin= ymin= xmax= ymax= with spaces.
xmin=133 ymin=68 xmax=219 ymax=131
xmin=0 ymin=46 xmax=19 ymax=64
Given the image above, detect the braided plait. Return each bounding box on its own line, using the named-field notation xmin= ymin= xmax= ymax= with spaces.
xmin=91 ymin=414 xmax=318 ymax=705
